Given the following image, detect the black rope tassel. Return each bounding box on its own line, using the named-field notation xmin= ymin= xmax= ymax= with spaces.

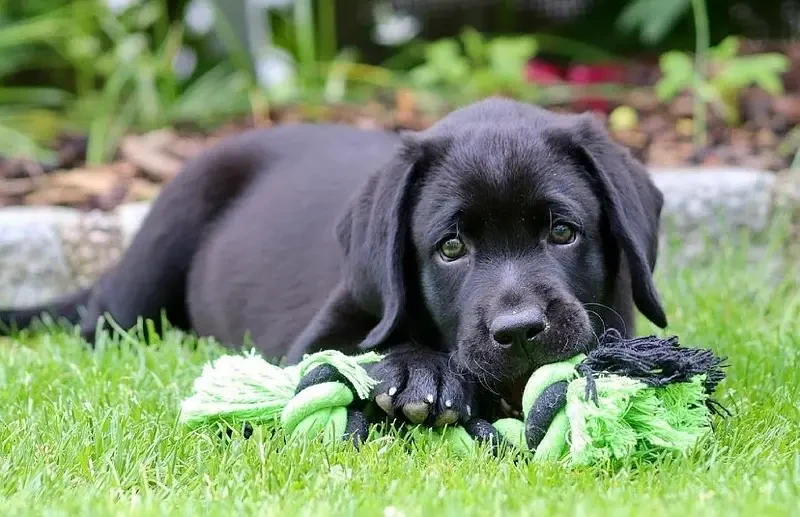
xmin=576 ymin=329 xmax=729 ymax=416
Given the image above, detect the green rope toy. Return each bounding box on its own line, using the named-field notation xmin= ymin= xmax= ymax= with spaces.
xmin=180 ymin=330 xmax=728 ymax=466
xmin=180 ymin=349 xmax=382 ymax=445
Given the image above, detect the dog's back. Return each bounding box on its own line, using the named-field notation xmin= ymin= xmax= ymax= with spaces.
xmin=185 ymin=124 xmax=402 ymax=353
xmin=0 ymin=124 xmax=401 ymax=352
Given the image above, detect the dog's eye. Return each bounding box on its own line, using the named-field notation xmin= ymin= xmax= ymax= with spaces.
xmin=439 ymin=237 xmax=467 ymax=261
xmin=549 ymin=223 xmax=577 ymax=245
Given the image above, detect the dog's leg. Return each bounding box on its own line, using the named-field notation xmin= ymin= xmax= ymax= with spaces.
xmin=77 ymin=137 xmax=273 ymax=342
xmin=286 ymin=282 xmax=477 ymax=428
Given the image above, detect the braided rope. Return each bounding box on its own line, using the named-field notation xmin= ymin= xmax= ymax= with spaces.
xmin=435 ymin=356 xmax=583 ymax=458
xmin=281 ymin=382 xmax=354 ymax=440
xmin=182 ymin=334 xmax=727 ymax=464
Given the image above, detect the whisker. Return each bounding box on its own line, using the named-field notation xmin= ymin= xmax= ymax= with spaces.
xmin=476 ymin=355 xmax=503 ymax=383
xmin=583 ymin=309 xmax=606 ymax=331
xmin=446 ymin=352 xmax=466 ymax=379
xmin=583 ymin=309 xmax=608 ymax=345
xmin=581 ymin=333 xmax=598 ymax=355
xmin=471 ymin=358 xmax=501 ymax=395
xmin=463 ymin=360 xmax=488 ymax=392
xmin=582 ymin=302 xmax=628 ymax=337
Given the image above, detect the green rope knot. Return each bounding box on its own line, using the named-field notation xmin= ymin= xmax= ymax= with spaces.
xmin=180 ymin=332 xmax=727 ymax=467
xmin=434 ymin=355 xmax=584 ymax=458
xmin=437 ymin=332 xmax=727 ymax=466
xmin=179 ymin=349 xmax=382 ymax=446
xmin=520 ymin=353 xmax=584 ymax=461
xmin=281 ymin=381 xmax=353 ymax=442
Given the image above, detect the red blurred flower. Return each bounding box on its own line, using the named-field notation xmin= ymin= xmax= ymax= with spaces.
xmin=565 ymin=64 xmax=626 ymax=85
xmin=526 ymin=59 xmax=565 ymax=84
xmin=525 ymin=60 xmax=628 ymax=114
xmin=566 ymin=63 xmax=626 ymax=113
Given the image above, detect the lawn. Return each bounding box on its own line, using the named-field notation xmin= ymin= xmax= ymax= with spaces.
xmin=1 ymin=224 xmax=798 ymax=517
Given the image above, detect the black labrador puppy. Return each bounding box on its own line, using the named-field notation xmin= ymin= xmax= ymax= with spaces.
xmin=0 ymin=98 xmax=667 ymax=426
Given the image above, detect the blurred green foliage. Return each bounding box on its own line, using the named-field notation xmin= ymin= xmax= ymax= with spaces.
xmin=657 ymin=36 xmax=789 ymax=125
xmin=407 ymin=28 xmax=538 ymax=103
xmin=0 ymin=2 xmax=74 ymax=161
xmin=0 ymin=0 xmax=254 ymax=163
xmin=616 ymin=0 xmax=692 ymax=46
xmin=0 ymin=0 xmax=404 ymax=163
xmin=0 ymin=0 xmax=795 ymax=166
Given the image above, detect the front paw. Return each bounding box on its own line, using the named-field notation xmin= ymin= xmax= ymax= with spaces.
xmin=370 ymin=349 xmax=475 ymax=427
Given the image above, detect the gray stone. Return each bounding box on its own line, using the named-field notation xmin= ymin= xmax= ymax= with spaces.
xmin=0 ymin=167 xmax=792 ymax=309
xmin=0 ymin=207 xmax=81 ymax=307
xmin=650 ymin=167 xmax=781 ymax=264
xmin=772 ymin=169 xmax=800 ymax=213
xmin=58 ymin=210 xmax=124 ymax=287
xmin=0 ymin=206 xmax=141 ymax=307
xmin=651 ymin=167 xmax=777 ymax=235
xmin=118 ymin=201 xmax=152 ymax=247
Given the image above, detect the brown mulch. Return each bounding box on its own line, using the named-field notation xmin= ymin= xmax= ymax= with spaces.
xmin=593 ymin=87 xmax=799 ymax=171
xmin=2 ymin=83 xmax=799 ymax=212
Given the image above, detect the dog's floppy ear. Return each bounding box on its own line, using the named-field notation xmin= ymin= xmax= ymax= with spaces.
xmin=564 ymin=113 xmax=667 ymax=328
xmin=335 ymin=134 xmax=429 ymax=349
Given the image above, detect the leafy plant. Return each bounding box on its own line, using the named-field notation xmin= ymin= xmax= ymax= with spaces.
xmin=0 ymin=0 xmax=389 ymax=164
xmin=656 ymin=35 xmax=789 ymax=126
xmin=408 ymin=27 xmax=538 ymax=102
xmin=212 ymin=0 xmax=351 ymax=104
xmin=0 ymin=0 xmax=260 ymax=164
xmin=0 ymin=5 xmax=74 ymax=160
xmin=64 ymin=1 xmax=260 ymax=164
xmin=616 ymin=0 xmax=691 ymax=45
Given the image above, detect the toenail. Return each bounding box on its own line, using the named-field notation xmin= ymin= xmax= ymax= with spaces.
xmin=425 ymin=393 xmax=434 ymax=404
xmin=375 ymin=393 xmax=394 ymax=416
xmin=433 ymin=409 xmax=459 ymax=427
xmin=402 ymin=402 xmax=430 ymax=424
xmin=445 ymin=399 xmax=453 ymax=408
xmin=388 ymin=386 xmax=397 ymax=396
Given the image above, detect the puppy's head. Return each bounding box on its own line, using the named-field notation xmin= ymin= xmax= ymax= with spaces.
xmin=337 ymin=98 xmax=666 ymax=388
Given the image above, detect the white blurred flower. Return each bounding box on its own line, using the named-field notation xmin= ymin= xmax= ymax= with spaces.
xmin=255 ymin=48 xmax=296 ymax=98
xmin=115 ymin=34 xmax=147 ymax=64
xmin=173 ymin=46 xmax=198 ymax=79
xmin=372 ymin=4 xmax=420 ymax=46
xmin=185 ymin=0 xmax=216 ymax=36
xmin=105 ymin=0 xmax=139 ymax=15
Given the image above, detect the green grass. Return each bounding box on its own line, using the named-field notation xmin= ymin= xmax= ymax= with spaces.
xmin=1 ymin=225 xmax=799 ymax=516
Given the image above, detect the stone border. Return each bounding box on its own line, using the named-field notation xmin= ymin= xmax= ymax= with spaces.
xmin=0 ymin=168 xmax=793 ymax=308
xmin=651 ymin=167 xmax=777 ymax=234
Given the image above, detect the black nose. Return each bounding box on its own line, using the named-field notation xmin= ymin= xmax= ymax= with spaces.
xmin=490 ymin=308 xmax=547 ymax=347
